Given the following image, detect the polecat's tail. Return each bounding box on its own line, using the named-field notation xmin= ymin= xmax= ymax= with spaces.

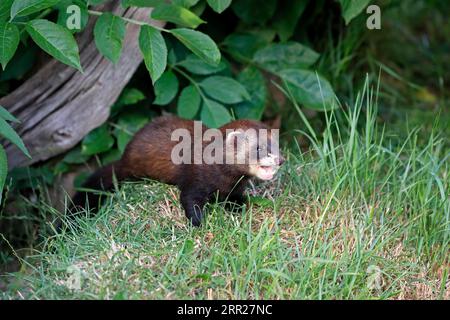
xmin=70 ymin=162 xmax=124 ymax=215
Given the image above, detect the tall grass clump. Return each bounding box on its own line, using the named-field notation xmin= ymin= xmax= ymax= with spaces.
xmin=286 ymin=75 xmax=449 ymax=259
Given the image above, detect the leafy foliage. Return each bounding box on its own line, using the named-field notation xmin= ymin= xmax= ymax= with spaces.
xmin=0 ymin=110 xmax=30 ymax=158
xmin=26 ymin=19 xmax=82 ymax=71
xmin=0 ymin=106 xmax=30 ymax=202
xmin=177 ymin=85 xmax=201 ymax=119
xmin=153 ymin=70 xmax=179 ymax=105
xmin=201 ymin=98 xmax=232 ymax=128
xmin=170 ymin=28 xmax=220 ymax=65
xmin=200 ymin=76 xmax=249 ymax=104
xmin=0 ymin=22 xmax=20 ymax=70
xmin=280 ymin=69 xmax=337 ymax=111
xmin=0 ymin=0 xmax=370 ymax=130
xmin=139 ymin=24 xmax=167 ymax=83
xmin=81 ymin=123 xmax=115 ymax=156
xmin=0 ymin=1 xmax=14 ymax=22
xmin=231 ymin=0 xmax=277 ymax=25
xmin=10 ymin=0 xmax=60 ymax=19
xmin=93 ymin=13 xmax=126 ymax=64
xmin=234 ymin=66 xmax=267 ymax=120
xmin=339 ymin=0 xmax=371 ymax=25
xmin=272 ymin=0 xmax=308 ymax=42
xmin=151 ymin=3 xmax=205 ymax=28
xmin=253 ymin=42 xmax=319 ymax=73
xmin=206 ymin=0 xmax=231 ymax=13
xmin=177 ymin=54 xmax=226 ymax=75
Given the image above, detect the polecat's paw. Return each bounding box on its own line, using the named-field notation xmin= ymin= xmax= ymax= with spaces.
xmin=189 ymin=215 xmax=202 ymax=227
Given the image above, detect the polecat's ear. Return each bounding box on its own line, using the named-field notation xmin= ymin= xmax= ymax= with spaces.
xmin=263 ymin=115 xmax=282 ymax=129
xmin=225 ymin=129 xmax=247 ymax=147
xmin=226 ymin=129 xmax=246 ymax=143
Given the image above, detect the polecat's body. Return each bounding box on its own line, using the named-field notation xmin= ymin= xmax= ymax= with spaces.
xmin=72 ymin=115 xmax=284 ymax=226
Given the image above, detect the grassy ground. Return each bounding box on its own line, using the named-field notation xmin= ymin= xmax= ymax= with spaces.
xmin=1 ymin=82 xmax=448 ymax=299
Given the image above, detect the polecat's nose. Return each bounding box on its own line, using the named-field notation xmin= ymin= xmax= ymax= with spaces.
xmin=278 ymin=156 xmax=285 ymax=166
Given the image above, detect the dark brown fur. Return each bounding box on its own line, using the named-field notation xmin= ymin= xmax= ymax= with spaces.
xmin=72 ymin=115 xmax=279 ymax=226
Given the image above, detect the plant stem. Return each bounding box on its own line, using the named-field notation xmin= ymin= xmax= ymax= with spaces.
xmin=172 ymin=65 xmax=207 ymax=100
xmin=16 ymin=8 xmax=52 ymax=34
xmin=35 ymin=8 xmax=53 ymax=20
xmin=87 ymin=9 xmax=168 ymax=32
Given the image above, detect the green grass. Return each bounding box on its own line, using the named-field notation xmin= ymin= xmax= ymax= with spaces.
xmin=1 ymin=79 xmax=449 ymax=300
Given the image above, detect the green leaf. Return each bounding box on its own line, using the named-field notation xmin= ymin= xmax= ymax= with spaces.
xmin=234 ymin=66 xmax=267 ymax=120
xmin=172 ymin=0 xmax=200 ymax=8
xmin=206 ymin=0 xmax=232 ymax=13
xmin=10 ymin=0 xmax=60 ymax=19
xmin=0 ymin=21 xmax=19 ymax=70
xmin=114 ymin=111 xmax=150 ymax=153
xmin=63 ymin=146 xmax=90 ymax=164
xmin=231 ymin=0 xmax=276 ymax=25
xmin=167 ymin=48 xmax=177 ymax=65
xmin=201 ymin=98 xmax=231 ymax=128
xmin=94 ymin=13 xmax=126 ymax=64
xmin=166 ymin=35 xmax=192 ymax=63
xmin=54 ymin=161 xmax=70 ymax=174
xmin=153 ymin=70 xmax=179 ymax=105
xmin=57 ymin=0 xmax=89 ymax=33
xmin=0 ymin=116 xmax=30 ymax=158
xmin=101 ymin=148 xmax=122 ymax=165
xmin=222 ymin=32 xmax=270 ymax=62
xmin=339 ymin=0 xmax=371 ymax=25
xmin=177 ymin=54 xmax=226 ymax=75
xmin=0 ymin=105 xmax=19 ymax=123
xmin=139 ymin=24 xmax=167 ymax=84
xmin=0 ymin=0 xmax=13 ymax=22
xmin=117 ymin=88 xmax=146 ymax=105
xmin=151 ymin=3 xmax=205 ymax=29
xmin=0 ymin=45 xmax=37 ymax=81
xmin=177 ymin=85 xmax=200 ymax=119
xmin=200 ymin=76 xmax=250 ymax=104
xmin=170 ymin=28 xmax=220 ymax=66
xmin=254 ymin=42 xmax=319 ymax=73
xmin=116 ymin=130 xmax=132 ymax=154
xmin=272 ymin=0 xmax=309 ymax=42
xmin=0 ymin=145 xmax=7 ymax=204
xmin=26 ymin=19 xmax=82 ymax=71
xmin=190 ymin=0 xmax=207 ymax=16
xmin=81 ymin=124 xmax=114 ymax=156
xmin=111 ymin=88 xmax=146 ymax=116
xmin=279 ymin=69 xmax=337 ymax=111
xmin=121 ymin=0 xmax=164 ymax=7
xmin=89 ymin=0 xmax=107 ymax=5
xmin=73 ymin=171 xmax=90 ymax=188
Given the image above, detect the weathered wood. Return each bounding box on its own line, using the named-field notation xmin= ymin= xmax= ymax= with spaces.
xmin=0 ymin=2 xmax=163 ymax=169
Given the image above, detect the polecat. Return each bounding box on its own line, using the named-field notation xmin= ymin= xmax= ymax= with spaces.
xmin=71 ymin=115 xmax=285 ymax=226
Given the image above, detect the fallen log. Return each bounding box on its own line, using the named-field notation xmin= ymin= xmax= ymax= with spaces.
xmin=0 ymin=1 xmax=163 ymax=169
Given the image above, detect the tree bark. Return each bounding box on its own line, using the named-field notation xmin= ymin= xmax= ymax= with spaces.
xmin=0 ymin=2 xmax=163 ymax=169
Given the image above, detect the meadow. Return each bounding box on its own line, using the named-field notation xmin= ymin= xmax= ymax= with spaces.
xmin=2 ymin=80 xmax=448 ymax=299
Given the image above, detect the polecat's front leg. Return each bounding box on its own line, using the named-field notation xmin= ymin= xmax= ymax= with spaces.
xmin=180 ymin=189 xmax=208 ymax=227
xmin=225 ymin=180 xmax=248 ymax=207
xmin=227 ymin=193 xmax=246 ymax=205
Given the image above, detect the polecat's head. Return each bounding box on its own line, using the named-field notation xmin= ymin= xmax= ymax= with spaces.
xmin=222 ymin=120 xmax=285 ymax=180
